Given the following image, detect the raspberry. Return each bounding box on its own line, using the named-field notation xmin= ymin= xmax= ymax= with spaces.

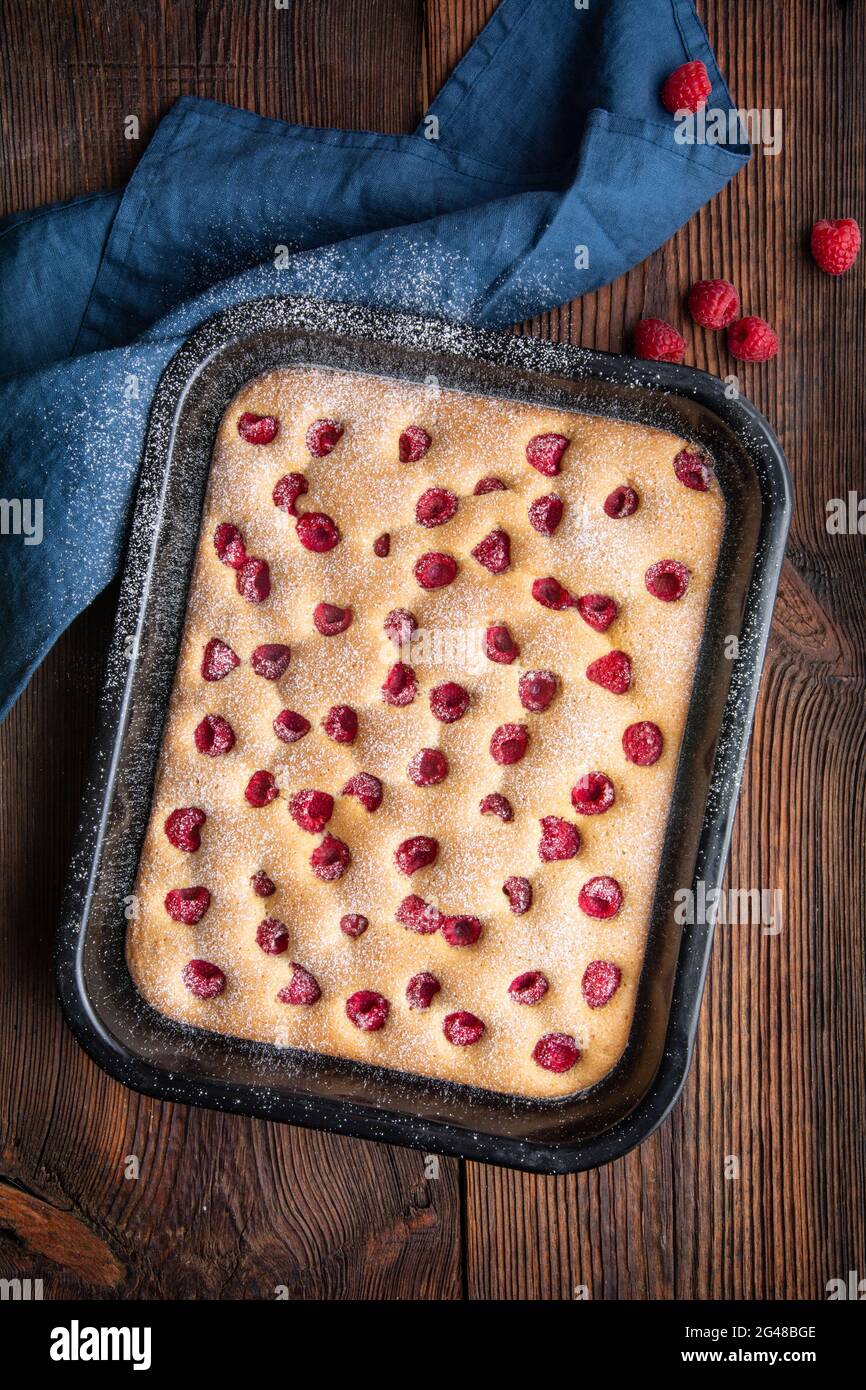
xmin=430 ymin=681 xmax=469 ymax=723
xmin=237 ymin=411 xmax=278 ymax=445
xmin=579 ymin=875 xmax=623 ymax=919
xmin=256 ymin=917 xmax=289 ymax=955
xmin=577 ymin=594 xmax=618 ymax=633
xmin=236 ymin=557 xmax=270 ymax=603
xmin=532 ymin=1033 xmax=579 ymax=1073
xmin=526 ymin=433 xmax=568 ymax=477
xmin=408 ymin=748 xmax=448 ymax=786
xmin=164 ymin=887 xmax=210 ymax=925
xmin=296 ymin=511 xmax=340 ymax=552
xmin=538 ymin=816 xmax=580 ymax=862
xmin=484 ymin=623 xmax=519 ymax=664
xmin=322 ymin=704 xmax=357 ymax=743
xmin=245 ymin=771 xmax=278 ymax=807
xmin=442 ymin=914 xmax=482 ymax=947
xmin=182 ymin=959 xmax=226 ymax=999
xmin=373 ymin=532 xmax=390 ymax=557
xmin=528 ymin=494 xmax=563 ymax=536
xmin=213 ymin=522 xmax=246 ymax=569
xmin=508 ymin=970 xmax=548 ymax=1004
xmin=382 ymin=661 xmax=418 ymax=706
xmin=277 ymin=963 xmax=321 ymax=1005
xmin=490 ymin=723 xmax=529 ymax=766
xmin=571 ymin=772 xmax=615 ymax=816
xmin=340 ymin=913 xmax=369 ymax=938
xmin=346 ymin=990 xmax=389 ymax=1031
xmin=727 ymin=315 xmax=779 ymax=362
xmin=415 ymin=552 xmax=458 ymax=589
xmin=395 ymin=895 xmax=442 ymax=934
xmin=532 ymin=576 xmax=575 ymax=610
xmin=406 ymin=972 xmax=441 ymax=1009
xmin=313 ymin=601 xmax=352 ymax=635
xmin=201 ymin=638 xmax=239 ymax=682
xmin=474 ymin=476 xmax=507 ymax=494
xmin=289 ymin=789 xmax=334 ymax=834
xmin=273 ymin=709 xmax=311 ymax=743
xmin=306 ymin=418 xmax=343 ymax=456
xmin=688 ymin=278 xmax=740 ymax=329
xmin=443 ymin=1011 xmax=485 ymax=1046
xmin=310 ymin=833 xmax=351 ymax=881
xmin=164 ymin=806 xmax=206 ymax=852
xmin=603 ymin=485 xmax=639 ymax=519
xmin=251 ymin=871 xmax=276 ymax=897
xmin=272 ymin=472 xmax=308 ymax=515
xmin=810 ymin=217 xmax=861 ymax=275
xmin=250 ymin=644 xmax=291 ymax=680
xmin=394 ymin=836 xmax=438 ymax=876
xmin=342 ymin=772 xmax=383 ymax=811
xmin=660 ymin=59 xmax=711 ymax=114
xmin=586 ymin=650 xmax=632 ymax=694
xmin=479 ymin=792 xmax=513 ymax=822
xmin=472 ymin=529 xmax=511 ymax=573
xmin=384 ymin=608 xmax=418 ymax=649
xmin=622 ymin=720 xmax=663 ymax=766
xmin=673 ymin=448 xmax=711 ymax=491
xmin=399 ymin=425 xmax=431 ymax=462
xmin=645 ymin=558 xmax=690 ymax=601
xmin=582 ymin=959 xmax=622 ymax=1009
xmin=634 ymin=317 xmax=686 ymax=363
xmin=416 ymin=488 xmax=458 ymax=527
xmin=193 ymin=714 xmax=236 ymax=756
xmin=518 ymin=670 xmax=557 ymax=712
xmin=503 ymin=875 xmax=532 ymax=915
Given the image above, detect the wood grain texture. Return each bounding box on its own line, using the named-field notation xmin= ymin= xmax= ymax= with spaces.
xmin=1 ymin=0 xmax=863 ymax=1301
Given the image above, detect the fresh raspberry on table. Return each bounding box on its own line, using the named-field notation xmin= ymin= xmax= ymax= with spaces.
xmin=634 ymin=318 xmax=686 ymax=364
xmin=810 ymin=218 xmax=861 ymax=275
xmin=687 ymin=278 xmax=740 ymax=329
xmin=727 ymin=315 xmax=779 ymax=362
xmin=660 ymin=59 xmax=711 ymax=115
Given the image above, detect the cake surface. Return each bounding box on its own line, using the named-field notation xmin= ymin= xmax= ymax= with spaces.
xmin=127 ymin=364 xmax=724 ymax=1099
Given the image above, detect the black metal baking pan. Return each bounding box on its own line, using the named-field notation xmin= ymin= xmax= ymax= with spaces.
xmin=56 ymin=295 xmax=791 ymax=1174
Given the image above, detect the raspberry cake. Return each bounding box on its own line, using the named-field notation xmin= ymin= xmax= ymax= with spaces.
xmin=127 ymin=365 xmax=724 ymax=1099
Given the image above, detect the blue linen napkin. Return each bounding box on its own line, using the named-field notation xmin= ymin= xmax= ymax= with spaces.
xmin=0 ymin=0 xmax=748 ymax=720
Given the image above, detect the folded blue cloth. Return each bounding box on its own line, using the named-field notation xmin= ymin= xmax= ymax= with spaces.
xmin=0 ymin=0 xmax=747 ymax=720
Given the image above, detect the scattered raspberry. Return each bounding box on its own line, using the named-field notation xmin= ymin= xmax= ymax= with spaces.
xmin=508 ymin=970 xmax=548 ymax=1004
xmin=526 ymin=433 xmax=568 ymax=476
xmin=660 ymin=59 xmax=711 ymax=114
xmin=182 ymin=959 xmax=226 ymax=999
xmin=538 ymin=816 xmax=580 ymax=862
xmin=503 ymin=875 xmax=532 ymax=915
xmin=251 ymin=870 xmax=276 ymax=897
xmin=645 ymin=558 xmax=690 ymax=601
xmin=395 ymin=895 xmax=442 ymax=934
xmin=278 ymin=963 xmax=321 ymax=1005
xmin=532 ymin=1033 xmax=579 ymax=1072
xmin=289 ymin=789 xmax=334 ymax=834
xmin=688 ymin=278 xmax=740 ymax=329
xmin=322 ymin=704 xmax=357 ymax=743
xmin=164 ymin=887 xmax=210 ymax=925
xmin=273 ymin=709 xmax=311 ymax=744
xmin=272 ymin=472 xmax=308 ymax=515
xmin=382 ymin=661 xmax=418 ymax=706
xmin=236 ymin=557 xmax=270 ymax=603
xmin=245 ymin=771 xmax=278 ymax=807
xmin=346 ymin=990 xmax=389 ymax=1031
xmin=430 ymin=681 xmax=469 ymax=723
xmin=373 ymin=532 xmax=390 ymax=557
xmin=306 ymin=418 xmax=343 ymax=456
xmin=673 ymin=448 xmax=711 ymax=491
xmin=340 ymin=913 xmax=369 ymax=938
xmin=579 ymin=875 xmax=623 ymax=920
xmin=313 ymin=601 xmax=352 ymax=635
xmin=622 ymin=720 xmax=663 ymax=766
xmin=532 ymin=576 xmax=575 ymax=610
xmin=296 ymin=511 xmax=340 ymax=552
xmin=443 ymin=1011 xmax=485 ymax=1046
xmin=384 ymin=607 xmax=417 ymax=648
xmin=484 ymin=623 xmax=519 ymax=664
xmin=416 ymin=488 xmax=458 ymax=527
xmin=342 ymin=772 xmax=383 ymax=812
xmin=472 ymin=529 xmax=511 ymax=573
xmin=164 ymin=806 xmax=206 ymax=852
xmin=395 ymin=836 xmax=438 ymax=875
xmin=414 ymin=551 xmax=458 ymax=589
xmin=577 ymin=593 xmax=618 ymax=633
xmin=586 ymin=650 xmax=632 ymax=694
xmin=571 ymin=772 xmax=615 ymax=815
xmin=528 ymin=494 xmax=563 ymax=536
xmin=193 ymin=714 xmax=236 ymax=757
xmin=582 ymin=960 xmax=622 ymax=1009
xmin=474 ymin=476 xmax=507 ymax=494
xmin=237 ymin=411 xmax=278 ymax=445
xmin=399 ymin=425 xmax=431 ymax=462
xmin=201 ymin=638 xmax=239 ymax=682
xmin=310 ymin=833 xmax=351 ymax=881
xmin=810 ymin=217 xmax=861 ymax=275
xmin=442 ymin=913 xmax=483 ymax=947
xmin=408 ymin=748 xmax=448 ymax=786
xmin=256 ymin=917 xmax=289 ymax=955
xmin=490 ymin=723 xmax=529 ymax=765
xmin=406 ymin=972 xmax=441 ymax=1009
xmin=518 ymin=669 xmax=557 ymax=712
xmin=603 ymin=485 xmax=639 ymax=519
xmin=250 ymin=644 xmax=291 ymax=681
xmin=634 ymin=317 xmax=686 ymax=363
xmin=213 ymin=522 xmax=246 ymax=569
xmin=479 ymin=792 xmax=513 ymax=822
xmin=727 ymin=315 xmax=779 ymax=362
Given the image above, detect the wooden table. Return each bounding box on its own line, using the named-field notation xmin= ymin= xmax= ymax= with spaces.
xmin=1 ymin=1 xmax=863 ymax=1301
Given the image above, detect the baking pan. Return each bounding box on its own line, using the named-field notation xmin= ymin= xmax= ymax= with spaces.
xmin=56 ymin=296 xmax=791 ymax=1174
